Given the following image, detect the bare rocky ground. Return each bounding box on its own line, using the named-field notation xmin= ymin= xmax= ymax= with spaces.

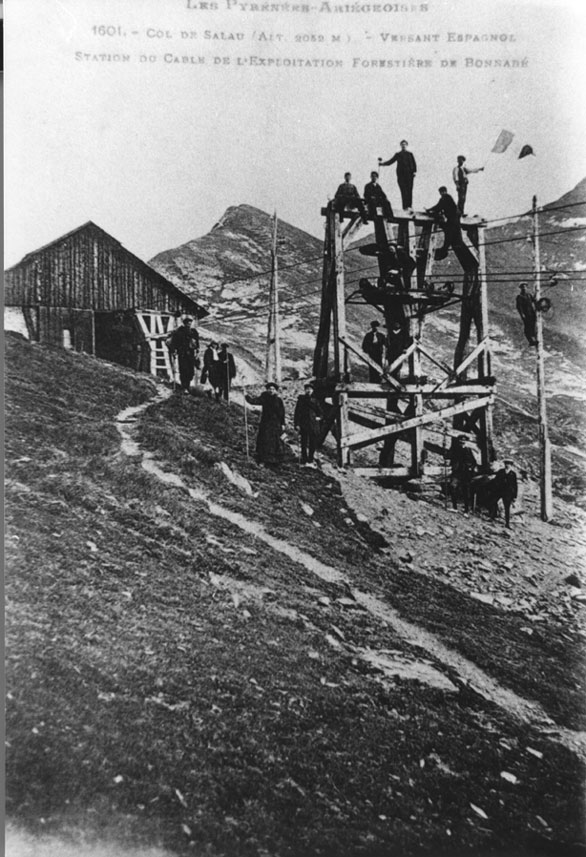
xmin=328 ymin=461 xmax=586 ymax=642
xmin=5 ymin=335 xmax=586 ymax=857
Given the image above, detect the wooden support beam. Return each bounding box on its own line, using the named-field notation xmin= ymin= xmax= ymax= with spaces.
xmin=436 ymin=338 xmax=488 ymax=390
xmin=331 ymin=209 xmax=351 ymax=466
xmin=336 ymin=381 xmax=494 ymax=397
xmin=353 ymin=465 xmax=447 ymax=478
xmin=343 ymin=396 xmax=493 ymax=449
xmin=320 ymin=208 xmax=485 ymax=228
xmin=477 ymin=222 xmax=494 ymax=466
xmin=339 ymin=335 xmax=404 ymax=391
xmin=416 ymin=342 xmax=453 ymax=378
xmin=342 ymin=214 xmax=364 ymax=242
xmin=387 ymin=340 xmax=418 ymax=378
xmin=354 ymin=467 xmax=411 ymax=478
xmin=349 ymin=401 xmax=389 ymax=422
xmin=313 ymin=213 xmax=334 ymax=378
xmin=461 ymin=230 xmax=480 ymax=265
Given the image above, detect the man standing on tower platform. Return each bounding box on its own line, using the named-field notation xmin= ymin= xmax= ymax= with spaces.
xmin=361 ymin=320 xmax=387 ymax=381
xmin=364 ymin=172 xmax=394 ymax=222
xmin=379 ymin=140 xmax=417 ymax=210
xmin=452 ymin=155 xmax=484 ymax=216
xmin=334 ymin=172 xmax=368 ymax=223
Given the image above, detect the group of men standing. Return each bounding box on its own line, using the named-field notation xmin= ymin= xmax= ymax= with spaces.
xmin=361 ymin=320 xmax=412 ymax=382
xmin=450 ymin=435 xmax=519 ymax=528
xmin=333 ymin=139 xmax=417 ymax=223
xmin=334 ymin=139 xmax=483 ymax=223
xmin=166 ymin=318 xmax=324 ymax=469
xmin=333 ymin=141 xmax=485 ymax=264
xmin=166 ymin=316 xmax=236 ymax=401
xmin=245 ymin=381 xmax=324 ymax=468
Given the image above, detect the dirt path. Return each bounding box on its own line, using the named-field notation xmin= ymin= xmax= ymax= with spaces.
xmin=115 ymin=392 xmax=586 ymax=763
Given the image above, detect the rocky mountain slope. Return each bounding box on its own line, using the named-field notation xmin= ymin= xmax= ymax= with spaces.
xmin=5 ymin=333 xmax=586 ymax=856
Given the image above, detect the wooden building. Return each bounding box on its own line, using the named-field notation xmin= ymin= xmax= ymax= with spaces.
xmin=4 ymin=221 xmax=208 ymax=378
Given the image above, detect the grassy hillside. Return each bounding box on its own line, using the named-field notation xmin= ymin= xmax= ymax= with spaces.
xmin=5 ymin=334 xmax=585 ymax=856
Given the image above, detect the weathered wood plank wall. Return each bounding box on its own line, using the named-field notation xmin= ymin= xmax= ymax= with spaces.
xmin=5 ymin=223 xmax=197 ymax=316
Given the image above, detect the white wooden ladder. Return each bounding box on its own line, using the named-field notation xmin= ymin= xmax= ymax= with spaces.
xmin=134 ymin=310 xmax=177 ymax=380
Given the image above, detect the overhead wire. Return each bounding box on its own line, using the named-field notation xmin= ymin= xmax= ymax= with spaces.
xmin=202 ymin=200 xmax=586 ymax=321
xmin=201 ymin=198 xmax=586 ymax=291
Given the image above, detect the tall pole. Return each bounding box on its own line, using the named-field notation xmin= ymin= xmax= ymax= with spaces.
xmin=266 ymin=211 xmax=282 ymax=383
xmin=532 ymin=195 xmax=553 ymax=521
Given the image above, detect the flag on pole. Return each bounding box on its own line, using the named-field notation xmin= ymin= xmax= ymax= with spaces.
xmin=491 ymin=129 xmax=515 ymax=153
xmin=518 ymin=144 xmax=535 ymax=159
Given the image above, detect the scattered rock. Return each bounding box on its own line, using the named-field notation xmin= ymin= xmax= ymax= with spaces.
xmin=470 ymin=592 xmax=494 ymax=605
xmin=214 ymin=461 xmax=257 ymax=497
xmin=565 ymin=573 xmax=581 ymax=588
xmin=500 ymin=771 xmax=519 ymax=784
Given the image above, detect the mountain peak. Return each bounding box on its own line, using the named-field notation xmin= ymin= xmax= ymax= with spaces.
xmin=211 ymin=204 xmax=276 ymax=234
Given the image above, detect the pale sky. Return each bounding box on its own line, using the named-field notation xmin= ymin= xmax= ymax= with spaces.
xmin=5 ymin=0 xmax=586 ymax=268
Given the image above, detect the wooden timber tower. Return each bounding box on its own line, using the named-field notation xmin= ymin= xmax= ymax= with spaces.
xmin=312 ymin=199 xmax=496 ymax=479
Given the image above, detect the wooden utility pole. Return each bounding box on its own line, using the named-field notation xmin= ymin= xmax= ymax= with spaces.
xmin=266 ymin=211 xmax=282 ymax=383
xmin=532 ymin=195 xmax=553 ymax=521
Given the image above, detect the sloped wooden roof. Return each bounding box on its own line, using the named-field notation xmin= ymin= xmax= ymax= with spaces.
xmin=6 ymin=221 xmax=209 ymax=319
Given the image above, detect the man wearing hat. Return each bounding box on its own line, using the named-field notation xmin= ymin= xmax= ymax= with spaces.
xmin=200 ymin=340 xmax=223 ymax=397
xmin=387 ymin=319 xmax=412 ymax=379
xmin=516 ymin=283 xmax=537 ymax=346
xmin=449 ymin=434 xmax=477 ymax=513
xmin=167 ymin=316 xmax=199 ymax=392
xmin=452 ymin=155 xmax=484 ymax=216
xmin=490 ymin=459 xmax=518 ymax=528
xmin=218 ymin=343 xmax=237 ymax=402
xmin=363 ymin=171 xmax=394 ymax=222
xmin=294 ymin=382 xmax=323 ymax=467
xmin=361 ymin=320 xmax=387 ymax=382
xmin=378 ymin=140 xmax=417 ymax=210
xmin=245 ymin=382 xmax=286 ymax=466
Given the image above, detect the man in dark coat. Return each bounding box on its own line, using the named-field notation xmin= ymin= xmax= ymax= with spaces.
xmin=361 ymin=320 xmax=386 ymax=381
xmin=245 ymin=382 xmax=286 ymax=466
xmin=450 ymin=435 xmax=477 ymax=512
xmin=452 ymin=155 xmax=484 ymax=216
xmin=334 ymin=172 xmax=368 ymax=223
xmin=294 ymin=382 xmax=323 ymax=466
xmin=167 ymin=317 xmax=199 ymax=392
xmin=218 ymin=343 xmax=237 ymax=402
xmin=386 ymin=320 xmax=412 ymax=378
xmin=516 ymin=283 xmax=537 ymax=346
xmin=379 ymin=140 xmax=417 ymax=210
xmin=490 ymin=459 xmax=518 ymax=528
xmin=426 ymin=187 xmax=463 ymax=261
xmin=364 ymin=171 xmax=394 ymax=221
xmin=201 ymin=341 xmax=223 ymax=397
